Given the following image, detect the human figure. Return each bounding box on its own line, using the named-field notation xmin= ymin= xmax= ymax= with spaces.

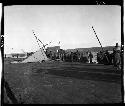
xmin=104 ymin=50 xmax=110 ymax=65
xmin=62 ymin=50 xmax=65 ymax=61
xmin=89 ymin=52 xmax=93 ymax=63
xmin=53 ymin=53 xmax=56 ymax=60
xmin=83 ymin=52 xmax=89 ymax=63
xmin=115 ymin=43 xmax=121 ymax=51
xmin=114 ymin=43 xmax=121 ymax=70
xmin=100 ymin=51 xmax=105 ymax=64
xmin=63 ymin=52 xmax=66 ymax=62
xmin=76 ymin=50 xmax=80 ymax=62
xmin=58 ymin=49 xmax=63 ymax=60
xmin=79 ymin=52 xmax=83 ymax=62
xmin=111 ymin=48 xmax=115 ymax=65
xmin=49 ymin=51 xmax=52 ymax=60
xmin=71 ymin=52 xmax=74 ymax=62
xmin=86 ymin=52 xmax=89 ymax=63
xmin=97 ymin=52 xmax=100 ymax=64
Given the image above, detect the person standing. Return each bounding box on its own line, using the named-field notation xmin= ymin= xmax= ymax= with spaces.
xmin=104 ymin=50 xmax=110 ymax=65
xmin=49 ymin=51 xmax=52 ymax=60
xmin=111 ymin=48 xmax=116 ymax=65
xmin=114 ymin=43 xmax=121 ymax=70
xmin=76 ymin=50 xmax=80 ymax=62
xmin=84 ymin=51 xmax=89 ymax=63
xmin=89 ymin=52 xmax=93 ymax=63
xmin=71 ymin=52 xmax=74 ymax=62
xmin=97 ymin=52 xmax=103 ymax=64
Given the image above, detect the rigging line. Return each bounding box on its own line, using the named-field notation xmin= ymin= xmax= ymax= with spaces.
xmin=92 ymin=26 xmax=109 ymax=63
xmin=32 ymin=30 xmax=46 ymax=50
xmin=92 ymin=26 xmax=103 ymax=51
xmin=32 ymin=30 xmax=46 ymax=59
xmin=32 ymin=30 xmax=43 ymax=62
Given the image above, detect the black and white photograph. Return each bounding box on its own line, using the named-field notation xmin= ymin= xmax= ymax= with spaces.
xmin=3 ymin=4 xmax=123 ymax=104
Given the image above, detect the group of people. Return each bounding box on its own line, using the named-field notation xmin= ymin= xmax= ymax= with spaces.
xmin=97 ymin=43 xmax=121 ymax=70
xmin=46 ymin=49 xmax=94 ymax=63
xmin=45 ymin=43 xmax=122 ymax=70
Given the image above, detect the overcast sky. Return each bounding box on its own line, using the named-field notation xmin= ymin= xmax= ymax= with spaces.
xmin=4 ymin=5 xmax=121 ymax=54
